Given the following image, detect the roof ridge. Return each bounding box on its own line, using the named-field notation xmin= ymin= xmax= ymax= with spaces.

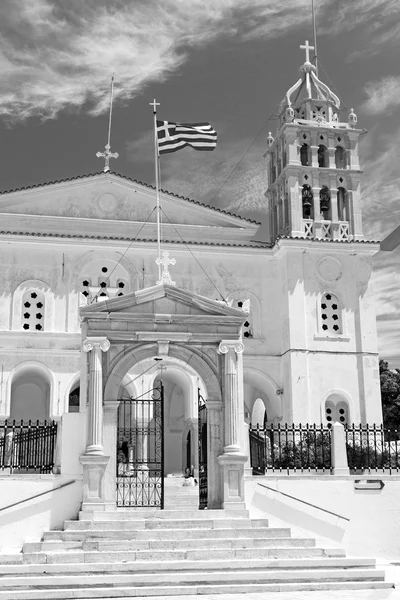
xmin=0 ymin=171 xmax=261 ymax=226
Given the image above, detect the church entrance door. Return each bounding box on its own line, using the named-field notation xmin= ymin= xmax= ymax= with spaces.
xmin=198 ymin=389 xmax=208 ymax=509
xmin=116 ymin=383 xmax=164 ymax=508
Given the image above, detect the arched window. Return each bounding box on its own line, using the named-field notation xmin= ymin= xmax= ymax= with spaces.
xmin=320 ymin=186 xmax=331 ymax=220
xmin=337 ymin=187 xmax=347 ymax=221
xmin=300 ymin=144 xmax=311 ymax=166
xmin=325 ymin=398 xmax=349 ymax=426
xmin=236 ymin=300 xmax=252 ymax=338
xmin=302 ymin=185 xmax=313 ymax=219
xmin=318 ymin=145 xmax=328 ymax=168
xmin=81 ymin=263 xmax=129 ymax=303
xmin=320 ymin=293 xmax=342 ymax=334
xmin=22 ymin=290 xmax=45 ymax=332
xmin=335 ymin=146 xmax=346 ymax=169
xmin=68 ymin=385 xmax=80 ymax=413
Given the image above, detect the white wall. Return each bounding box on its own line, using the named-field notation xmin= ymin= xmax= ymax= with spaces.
xmin=0 ymin=476 xmax=82 ymax=551
xmin=246 ymin=475 xmax=400 ymax=558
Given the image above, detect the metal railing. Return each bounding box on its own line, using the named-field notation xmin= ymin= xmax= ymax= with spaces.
xmin=345 ymin=424 xmax=400 ymax=473
xmin=0 ymin=420 xmax=58 ymax=474
xmin=249 ymin=423 xmax=332 ymax=474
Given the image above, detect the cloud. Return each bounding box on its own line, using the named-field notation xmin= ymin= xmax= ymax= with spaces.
xmin=362 ymin=77 xmax=400 ymax=115
xmin=322 ymin=0 xmax=400 ymax=54
xmin=358 ymin=125 xmax=400 ymax=241
xmin=1 ymin=0 xmax=395 ymax=122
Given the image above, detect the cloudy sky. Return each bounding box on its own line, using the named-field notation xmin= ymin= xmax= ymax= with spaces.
xmin=1 ymin=0 xmax=400 ymax=366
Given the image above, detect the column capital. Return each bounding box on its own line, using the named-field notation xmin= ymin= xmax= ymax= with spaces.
xmin=218 ymin=340 xmax=244 ymax=355
xmin=83 ymin=337 xmax=110 ymax=353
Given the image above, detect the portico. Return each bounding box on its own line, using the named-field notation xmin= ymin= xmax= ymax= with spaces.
xmin=79 ymin=283 xmax=249 ymax=512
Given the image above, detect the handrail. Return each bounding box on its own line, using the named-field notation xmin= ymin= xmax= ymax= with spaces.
xmin=0 ymin=480 xmax=76 ymax=513
xmin=257 ymin=482 xmax=350 ymax=521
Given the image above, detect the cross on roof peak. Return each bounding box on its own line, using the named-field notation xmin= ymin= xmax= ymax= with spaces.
xmin=156 ymin=250 xmax=176 ymax=286
xmin=300 ymin=40 xmax=315 ymax=64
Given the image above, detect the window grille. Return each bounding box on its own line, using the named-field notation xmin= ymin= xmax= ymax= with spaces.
xmin=81 ymin=265 xmax=128 ymax=303
xmin=236 ymin=300 xmax=253 ymax=338
xmin=320 ymin=293 xmax=342 ymax=334
xmin=22 ymin=290 xmax=45 ymax=331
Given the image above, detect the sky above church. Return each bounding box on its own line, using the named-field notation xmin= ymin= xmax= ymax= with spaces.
xmin=1 ymin=0 xmax=400 ymax=366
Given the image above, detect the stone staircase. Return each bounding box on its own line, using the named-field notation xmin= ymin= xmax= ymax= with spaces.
xmin=0 ymin=477 xmax=394 ymax=598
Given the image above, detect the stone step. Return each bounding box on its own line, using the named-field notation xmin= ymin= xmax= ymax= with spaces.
xmin=22 ymin=536 xmax=314 ymax=554
xmin=22 ymin=546 xmax=343 ymax=564
xmin=79 ymin=509 xmax=249 ymax=521
xmin=64 ymin=517 xmax=269 ymax=531
xmin=41 ymin=526 xmax=294 ymax=542
xmin=0 ymin=556 xmax=378 ymax=575
xmin=0 ymin=567 xmax=387 ymax=588
xmin=0 ymin=578 xmax=393 ymax=599
xmin=163 ymin=499 xmax=199 ymax=507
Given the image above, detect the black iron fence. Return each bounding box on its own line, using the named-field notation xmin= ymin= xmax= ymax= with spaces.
xmin=345 ymin=424 xmax=400 ymax=473
xmin=249 ymin=423 xmax=332 ymax=474
xmin=0 ymin=420 xmax=58 ymax=474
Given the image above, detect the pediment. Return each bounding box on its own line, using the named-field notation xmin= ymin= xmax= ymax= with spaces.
xmin=80 ymin=283 xmax=246 ymax=320
xmin=0 ymin=173 xmax=259 ymax=244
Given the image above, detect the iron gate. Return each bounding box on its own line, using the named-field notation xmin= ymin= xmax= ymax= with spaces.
xmin=116 ymin=384 xmax=164 ymax=508
xmin=198 ymin=389 xmax=208 ymax=509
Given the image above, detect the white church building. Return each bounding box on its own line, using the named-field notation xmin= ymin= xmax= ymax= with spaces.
xmin=0 ymin=44 xmax=384 ymax=514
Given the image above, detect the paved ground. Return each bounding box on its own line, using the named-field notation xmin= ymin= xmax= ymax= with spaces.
xmin=82 ymin=560 xmax=400 ymax=600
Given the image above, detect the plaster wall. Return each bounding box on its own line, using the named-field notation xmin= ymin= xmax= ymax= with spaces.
xmin=246 ymin=475 xmax=400 ymax=558
xmin=0 ymin=476 xmax=82 ymax=551
xmin=0 ymin=214 xmax=382 ymax=428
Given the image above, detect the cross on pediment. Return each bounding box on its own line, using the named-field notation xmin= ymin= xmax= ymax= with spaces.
xmin=300 ymin=40 xmax=314 ymax=64
xmin=156 ymin=251 xmax=176 ymax=286
xmin=96 ymin=143 xmax=119 ymax=173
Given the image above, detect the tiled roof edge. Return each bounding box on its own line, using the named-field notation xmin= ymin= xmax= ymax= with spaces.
xmin=0 ymin=229 xmax=271 ymax=249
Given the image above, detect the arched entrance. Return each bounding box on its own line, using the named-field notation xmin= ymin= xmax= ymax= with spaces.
xmin=113 ymin=354 xmax=210 ymax=509
xmin=80 ymin=283 xmax=248 ymax=513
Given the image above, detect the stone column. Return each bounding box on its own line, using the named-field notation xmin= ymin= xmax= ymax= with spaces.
xmin=80 ymin=337 xmax=110 ymax=512
xmin=218 ymin=341 xmax=244 ymax=454
xmin=82 ymin=337 xmax=110 ymax=455
xmin=217 ymin=341 xmax=247 ymax=511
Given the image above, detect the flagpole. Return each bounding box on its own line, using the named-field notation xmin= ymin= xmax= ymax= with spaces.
xmin=311 ymin=0 xmax=319 ymax=77
xmin=96 ymin=74 xmax=119 ymax=172
xmin=150 ymin=99 xmax=162 ymax=281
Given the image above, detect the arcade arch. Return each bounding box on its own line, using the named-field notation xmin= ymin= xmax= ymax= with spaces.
xmin=244 ymin=369 xmax=282 ymax=426
xmin=8 ymin=363 xmax=52 ymax=421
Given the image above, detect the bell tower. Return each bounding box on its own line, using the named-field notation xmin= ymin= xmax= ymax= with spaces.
xmin=265 ymin=40 xmax=363 ymax=243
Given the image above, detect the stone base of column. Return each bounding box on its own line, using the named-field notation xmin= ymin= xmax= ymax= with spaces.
xmin=80 ymin=454 xmax=110 ymax=512
xmin=217 ymin=453 xmax=247 ymax=510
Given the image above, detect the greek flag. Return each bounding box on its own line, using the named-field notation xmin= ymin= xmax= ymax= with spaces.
xmin=157 ymin=120 xmax=217 ymax=155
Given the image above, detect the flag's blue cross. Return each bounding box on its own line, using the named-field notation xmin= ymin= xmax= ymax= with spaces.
xmin=159 ymin=121 xmax=175 ymax=139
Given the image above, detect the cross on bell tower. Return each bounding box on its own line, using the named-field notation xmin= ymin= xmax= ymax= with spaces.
xmin=300 ymin=40 xmax=314 ymax=64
